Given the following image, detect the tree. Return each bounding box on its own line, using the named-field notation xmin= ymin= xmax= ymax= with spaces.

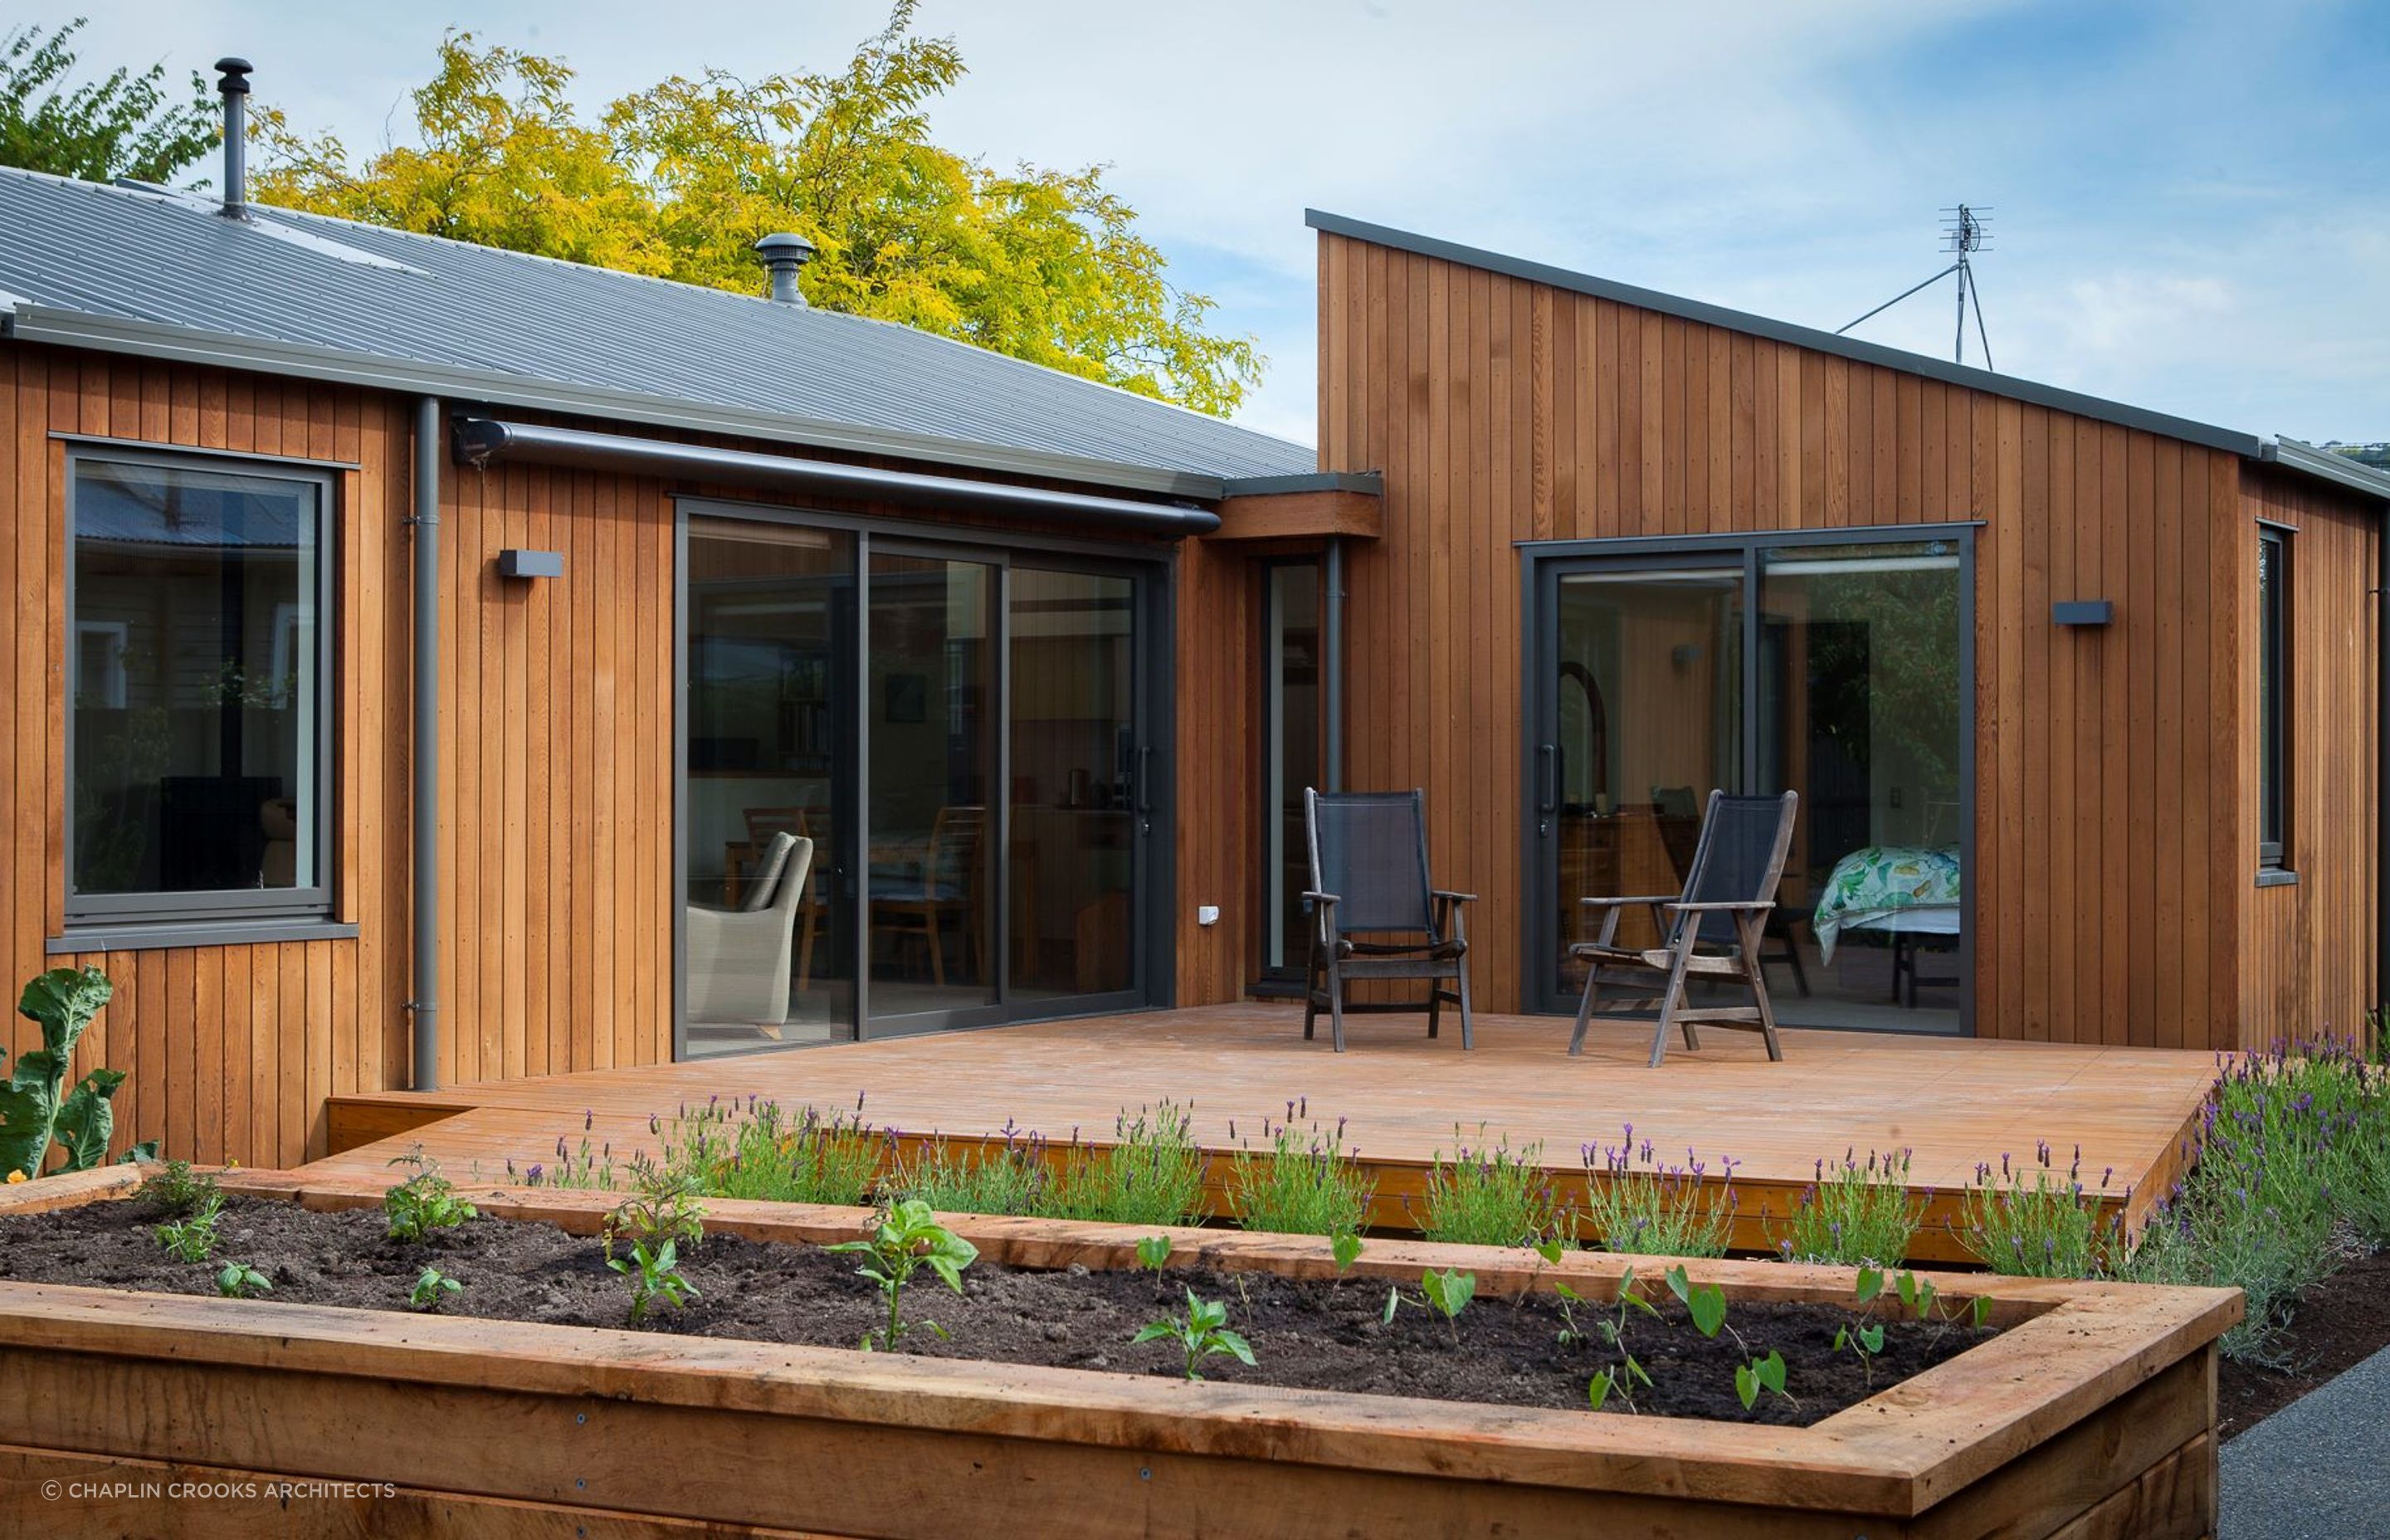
xmin=0 ymin=17 xmax=218 ymax=184
xmin=256 ymin=5 xmax=1261 ymax=415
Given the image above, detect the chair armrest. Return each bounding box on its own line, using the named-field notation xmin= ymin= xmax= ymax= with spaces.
xmin=1301 ymin=890 xmax=1343 ymax=906
xmin=1578 ymin=893 xmax=1680 ymax=909
xmin=1430 ymin=889 xmax=1477 ymax=904
xmin=1573 ymin=893 xmax=1679 ymax=951
xmin=1661 ymin=899 xmax=1778 ymax=914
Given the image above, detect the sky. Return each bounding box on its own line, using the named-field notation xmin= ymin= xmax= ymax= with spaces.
xmin=60 ymin=0 xmax=2390 ymax=451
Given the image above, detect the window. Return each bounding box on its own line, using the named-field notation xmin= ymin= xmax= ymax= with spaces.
xmin=2257 ymin=524 xmax=2290 ymax=872
xmin=67 ymin=451 xmax=334 ymax=927
xmin=1261 ymin=561 xmax=1321 ymax=977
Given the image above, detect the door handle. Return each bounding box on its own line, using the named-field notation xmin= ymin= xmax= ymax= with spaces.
xmin=1537 ymin=743 xmax=1559 ymax=816
xmin=1134 ymin=745 xmax=1154 ymax=816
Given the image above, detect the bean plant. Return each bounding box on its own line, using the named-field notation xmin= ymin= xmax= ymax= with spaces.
xmin=827 ymin=1199 xmax=978 ymax=1351
xmin=214 ymin=1261 xmax=271 ymax=1299
xmin=409 ymin=1265 xmax=462 ymax=1311
xmin=1383 ymin=1266 xmax=1475 ymax=1346
xmin=1568 ymin=1267 xmax=1661 ymax=1413
xmin=1132 ymin=1289 xmax=1255 ymax=1381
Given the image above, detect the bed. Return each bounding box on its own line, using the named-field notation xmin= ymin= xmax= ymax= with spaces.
xmin=1810 ymin=845 xmax=1962 ymax=966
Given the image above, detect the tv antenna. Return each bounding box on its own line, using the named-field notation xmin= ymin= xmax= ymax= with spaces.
xmin=1836 ymin=205 xmax=1995 ymax=371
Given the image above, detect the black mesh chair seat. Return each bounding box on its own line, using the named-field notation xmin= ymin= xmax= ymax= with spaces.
xmin=1568 ymin=790 xmax=1798 ymax=1068
xmin=1303 ymin=788 xmax=1475 ymax=1052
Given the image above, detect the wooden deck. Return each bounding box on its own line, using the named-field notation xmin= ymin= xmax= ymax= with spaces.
xmin=315 ymin=1005 xmax=2219 ymax=1264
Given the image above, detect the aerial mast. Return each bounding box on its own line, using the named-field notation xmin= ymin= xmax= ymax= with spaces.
xmin=1836 ymin=204 xmax=1996 ymax=371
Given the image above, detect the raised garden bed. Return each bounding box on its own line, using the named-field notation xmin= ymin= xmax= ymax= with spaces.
xmin=0 ymin=1166 xmax=2241 ymax=1538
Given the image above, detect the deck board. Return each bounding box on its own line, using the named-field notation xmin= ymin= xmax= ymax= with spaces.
xmin=312 ymin=1006 xmax=2217 ymax=1264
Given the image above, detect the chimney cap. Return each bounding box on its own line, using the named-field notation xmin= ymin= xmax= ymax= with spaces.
xmin=753 ymin=232 xmax=815 ymax=305
xmin=215 ymin=58 xmax=253 ymax=93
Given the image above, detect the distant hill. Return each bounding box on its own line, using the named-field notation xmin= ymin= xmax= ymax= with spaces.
xmin=2324 ymin=441 xmax=2390 ymax=470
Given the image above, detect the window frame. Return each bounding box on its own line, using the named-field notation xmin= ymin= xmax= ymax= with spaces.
xmin=61 ymin=443 xmax=339 ymax=930
xmin=2256 ymin=522 xmax=2292 ymax=875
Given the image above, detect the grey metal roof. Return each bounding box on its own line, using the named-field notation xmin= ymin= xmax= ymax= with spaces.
xmin=1308 ymin=209 xmax=2390 ymax=506
xmin=0 ymin=167 xmax=1316 ymax=497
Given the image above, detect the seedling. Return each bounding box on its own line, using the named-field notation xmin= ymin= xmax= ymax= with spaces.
xmin=1565 ymin=1265 xmax=1661 ymax=1413
xmin=1735 ymin=1349 xmax=1790 ymax=1411
xmin=1330 ymin=1231 xmax=1365 ymax=1272
xmin=154 ymin=1192 xmax=223 ymax=1263
xmin=1132 ymin=1287 xmax=1256 ymax=1381
xmin=383 ymin=1147 xmax=477 ymax=1241
xmin=1383 ymin=1266 xmax=1476 ymax=1345
xmin=604 ymin=1162 xmax=705 ymax=1262
xmin=607 ymin=1238 xmax=697 ymax=1326
xmin=826 ymin=1199 xmax=978 ymax=1351
xmin=409 ymin=1265 xmax=462 ymax=1312
xmin=1832 ymin=1266 xmax=1890 ymax=1382
xmin=1664 ymin=1264 xmax=1728 ymax=1338
xmin=214 ymin=1261 xmax=270 ymax=1299
xmin=1136 ymin=1234 xmax=1173 ymax=1272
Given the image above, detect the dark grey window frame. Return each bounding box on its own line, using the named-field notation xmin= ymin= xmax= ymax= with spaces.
xmin=2257 ymin=522 xmax=2293 ymax=877
xmin=1257 ymin=555 xmax=1324 ymax=982
xmin=671 ymin=495 xmax=1178 ymax=1061
xmin=61 ymin=443 xmax=339 ymax=933
xmin=1516 ymin=520 xmax=1978 ymax=1035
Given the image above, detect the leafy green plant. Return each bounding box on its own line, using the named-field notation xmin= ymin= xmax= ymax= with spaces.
xmin=213 ymin=1261 xmax=271 ymax=1299
xmin=383 ymin=1147 xmax=478 ymax=1240
xmin=0 ymin=967 xmax=137 ymax=1178
xmin=1045 ymin=1103 xmax=1208 ymax=1228
xmin=153 ymin=1192 xmax=222 ymax=1263
xmin=1331 ymin=1231 xmax=1364 ymax=1272
xmin=1417 ymin=1127 xmax=1568 ymax=1249
xmin=604 ymin=1161 xmax=706 ymax=1262
xmin=1578 ymin=1134 xmax=1735 ymax=1257
xmin=1229 ymin=1120 xmax=1375 ymax=1238
xmin=1132 ymin=1288 xmax=1256 ymax=1381
xmin=139 ymin=1157 xmax=219 ymax=1215
xmin=409 ymin=1265 xmax=462 ymax=1311
xmin=607 ymin=1238 xmax=697 ymax=1326
xmin=1831 ymin=1267 xmax=1891 ymax=1383
xmin=1383 ymin=1266 xmax=1476 ymax=1346
xmin=1771 ymin=1149 xmax=1923 ymax=1266
xmin=826 ymin=1198 xmax=978 ymax=1351
xmin=1135 ymin=1234 xmax=1172 ymax=1272
xmin=1663 ymin=1264 xmax=1727 ymax=1338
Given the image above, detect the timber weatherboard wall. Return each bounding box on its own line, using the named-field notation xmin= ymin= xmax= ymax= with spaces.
xmin=2 ymin=342 xmax=1222 ymax=1168
xmin=1307 ymin=226 xmax=2380 ymax=1049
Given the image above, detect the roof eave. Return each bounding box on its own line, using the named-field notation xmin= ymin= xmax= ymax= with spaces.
xmin=3 ymin=304 xmax=1241 ymax=501
xmin=2262 ymin=439 xmax=2390 ymax=504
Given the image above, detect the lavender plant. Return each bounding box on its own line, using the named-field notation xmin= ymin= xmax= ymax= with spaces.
xmin=884 ymin=1124 xmax=1051 ymax=1216
xmin=1961 ymin=1143 xmax=2121 ymax=1278
xmin=1045 ymin=1102 xmax=1207 ymax=1228
xmin=1578 ymin=1130 xmax=1736 ymax=1258
xmin=1229 ymin=1114 xmax=1375 ymax=1238
xmin=1417 ymin=1126 xmax=1568 ymax=1249
xmin=665 ymin=1096 xmax=885 ymax=1206
xmin=1770 ymin=1148 xmax=1921 ymax=1266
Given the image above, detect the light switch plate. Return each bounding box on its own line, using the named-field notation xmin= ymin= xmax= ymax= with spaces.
xmin=1197 ymin=905 xmax=1221 ymax=927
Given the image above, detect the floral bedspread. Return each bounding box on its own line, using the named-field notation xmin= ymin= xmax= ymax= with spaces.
xmin=1809 ymin=846 xmax=1962 ymax=963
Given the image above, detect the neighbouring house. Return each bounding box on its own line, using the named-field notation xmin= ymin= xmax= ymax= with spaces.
xmin=2 ymin=91 xmax=2384 ymax=1169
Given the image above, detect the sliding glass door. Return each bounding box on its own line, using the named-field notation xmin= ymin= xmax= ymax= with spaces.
xmin=1529 ymin=530 xmax=1970 ymax=1034
xmin=680 ymin=514 xmax=1162 ymax=1055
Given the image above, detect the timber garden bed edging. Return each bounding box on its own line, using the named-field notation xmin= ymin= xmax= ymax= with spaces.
xmin=0 ymin=1165 xmax=2241 ymax=1539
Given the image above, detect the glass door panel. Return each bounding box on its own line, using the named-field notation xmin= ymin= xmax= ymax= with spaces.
xmin=1544 ymin=566 xmax=1744 ymax=1003
xmin=867 ymin=551 xmax=997 ymax=1026
xmin=682 ymin=520 xmax=856 ymax=1055
xmin=1263 ymin=563 xmax=1321 ymax=976
xmin=1757 ymin=541 xmax=1964 ymax=1032
xmin=1007 ymin=567 xmax=1140 ymax=1004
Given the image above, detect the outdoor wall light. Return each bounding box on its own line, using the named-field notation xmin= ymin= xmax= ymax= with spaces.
xmin=496 ymin=549 xmax=563 ymax=579
xmin=2051 ymin=600 xmax=2113 ymax=626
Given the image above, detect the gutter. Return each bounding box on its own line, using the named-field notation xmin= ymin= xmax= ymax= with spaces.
xmin=408 ymin=397 xmax=441 ymax=1090
xmin=451 ymin=417 xmax=1223 ymax=538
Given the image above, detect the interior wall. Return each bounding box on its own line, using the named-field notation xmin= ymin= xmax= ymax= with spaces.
xmin=1309 ymin=229 xmax=2338 ymax=1049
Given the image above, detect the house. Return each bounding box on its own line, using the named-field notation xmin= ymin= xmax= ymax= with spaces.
xmin=1 ymin=127 xmax=2383 ymax=1169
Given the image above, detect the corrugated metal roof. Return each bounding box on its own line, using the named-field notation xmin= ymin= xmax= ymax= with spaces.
xmin=0 ymin=167 xmax=1315 ymax=493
